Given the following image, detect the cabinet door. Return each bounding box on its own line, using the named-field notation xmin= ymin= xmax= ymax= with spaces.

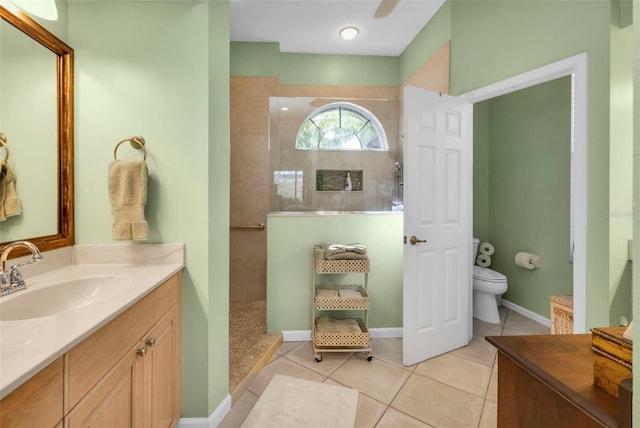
xmin=66 ymin=344 xmax=144 ymax=428
xmin=0 ymin=357 xmax=63 ymax=428
xmin=140 ymin=306 xmax=179 ymax=428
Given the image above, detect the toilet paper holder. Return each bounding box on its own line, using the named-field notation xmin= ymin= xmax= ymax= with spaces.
xmin=515 ymin=252 xmax=542 ymax=270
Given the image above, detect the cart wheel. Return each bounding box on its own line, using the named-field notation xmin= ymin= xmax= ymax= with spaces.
xmin=366 ymin=356 xmax=373 ymax=361
xmin=315 ymin=355 xmax=322 ymax=362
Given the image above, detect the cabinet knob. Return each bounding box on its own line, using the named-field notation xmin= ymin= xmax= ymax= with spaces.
xmin=137 ymin=346 xmax=148 ymax=357
xmin=146 ymin=338 xmax=157 ymax=347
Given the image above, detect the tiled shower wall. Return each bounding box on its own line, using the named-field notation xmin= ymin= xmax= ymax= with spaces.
xmin=230 ymin=77 xmax=278 ymax=302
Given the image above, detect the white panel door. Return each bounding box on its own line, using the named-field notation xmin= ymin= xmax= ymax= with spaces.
xmin=402 ymin=86 xmax=472 ymax=366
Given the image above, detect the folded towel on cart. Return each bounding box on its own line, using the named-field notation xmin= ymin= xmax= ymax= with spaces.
xmin=339 ymin=289 xmax=363 ymax=299
xmin=321 ymin=243 xmax=368 ymax=259
xmin=317 ymin=289 xmax=339 ymax=298
xmin=316 ymin=317 xmax=361 ymax=334
xmin=325 ymin=252 xmax=369 ymax=261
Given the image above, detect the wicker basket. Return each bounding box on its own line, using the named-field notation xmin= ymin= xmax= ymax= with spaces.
xmin=315 ymin=258 xmax=370 ymax=273
xmin=592 ymin=326 xmax=632 ymax=397
xmin=550 ymin=295 xmax=573 ymax=334
xmin=314 ymin=317 xmax=369 ymax=347
xmin=315 ymin=285 xmax=369 ymax=310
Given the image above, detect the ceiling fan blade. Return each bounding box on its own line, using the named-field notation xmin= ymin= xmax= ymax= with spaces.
xmin=374 ymin=0 xmax=400 ymax=19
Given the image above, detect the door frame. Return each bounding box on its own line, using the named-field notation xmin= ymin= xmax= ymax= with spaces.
xmin=460 ymin=52 xmax=587 ymax=333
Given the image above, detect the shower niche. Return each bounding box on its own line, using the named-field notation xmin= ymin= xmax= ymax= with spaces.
xmin=316 ymin=170 xmax=363 ymax=192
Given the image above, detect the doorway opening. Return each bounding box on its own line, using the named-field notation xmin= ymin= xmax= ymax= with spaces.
xmin=461 ymin=52 xmax=587 ymax=333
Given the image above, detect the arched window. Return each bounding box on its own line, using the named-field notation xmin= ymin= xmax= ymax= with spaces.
xmin=295 ymin=102 xmax=388 ymax=151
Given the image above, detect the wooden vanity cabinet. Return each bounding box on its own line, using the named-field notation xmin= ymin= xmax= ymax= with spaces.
xmin=0 ymin=272 xmax=182 ymax=428
xmin=0 ymin=357 xmax=64 ymax=428
xmin=66 ymin=272 xmax=182 ymax=428
xmin=65 ymin=343 xmax=142 ymax=427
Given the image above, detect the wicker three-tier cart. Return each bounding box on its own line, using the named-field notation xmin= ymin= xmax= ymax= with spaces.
xmin=312 ymin=245 xmax=373 ymax=362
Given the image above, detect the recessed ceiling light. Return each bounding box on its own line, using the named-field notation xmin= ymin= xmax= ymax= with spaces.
xmin=339 ymin=27 xmax=359 ymax=41
xmin=280 ymin=107 xmax=289 ymax=111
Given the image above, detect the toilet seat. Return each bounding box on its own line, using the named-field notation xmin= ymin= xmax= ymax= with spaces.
xmin=473 ymin=266 xmax=506 ymax=283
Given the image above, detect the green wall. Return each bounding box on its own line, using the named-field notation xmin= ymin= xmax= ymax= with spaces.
xmin=67 ymin=1 xmax=229 ymax=417
xmin=207 ymin=0 xmax=231 ymax=415
xmin=475 ymin=78 xmax=573 ymax=318
xmin=608 ymin=21 xmax=633 ymax=326
xmin=449 ymin=0 xmax=612 ymax=327
xmin=255 ymin=0 xmax=618 ymax=331
xmin=267 ymin=214 xmax=403 ymax=332
xmin=231 ymin=42 xmax=400 ymax=86
xmin=398 ymin=1 xmax=451 ymax=83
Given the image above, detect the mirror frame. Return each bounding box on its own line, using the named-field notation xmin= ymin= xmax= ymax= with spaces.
xmin=0 ymin=2 xmax=74 ymax=257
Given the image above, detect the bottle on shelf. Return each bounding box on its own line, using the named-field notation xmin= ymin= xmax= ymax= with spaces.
xmin=345 ymin=172 xmax=352 ymax=191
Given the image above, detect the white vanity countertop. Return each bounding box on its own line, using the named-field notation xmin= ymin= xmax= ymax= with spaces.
xmin=0 ymin=244 xmax=184 ymax=400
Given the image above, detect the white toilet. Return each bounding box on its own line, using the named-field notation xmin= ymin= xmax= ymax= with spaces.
xmin=472 ymin=238 xmax=508 ymax=324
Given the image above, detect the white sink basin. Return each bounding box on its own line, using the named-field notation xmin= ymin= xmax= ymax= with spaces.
xmin=0 ymin=276 xmax=132 ymax=321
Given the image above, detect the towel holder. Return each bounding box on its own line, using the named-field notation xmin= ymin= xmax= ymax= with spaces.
xmin=0 ymin=133 xmax=8 ymax=162
xmin=114 ymin=136 xmax=146 ymax=160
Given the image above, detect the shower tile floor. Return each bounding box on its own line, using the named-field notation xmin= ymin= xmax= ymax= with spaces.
xmin=221 ymin=307 xmax=550 ymax=428
xmin=229 ymin=301 xmax=282 ymax=393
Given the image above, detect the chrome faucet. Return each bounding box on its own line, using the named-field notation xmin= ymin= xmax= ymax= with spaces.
xmin=0 ymin=241 xmax=44 ymax=297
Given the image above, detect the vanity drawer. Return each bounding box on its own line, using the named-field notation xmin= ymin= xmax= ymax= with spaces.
xmin=1 ymin=357 xmax=63 ymax=428
xmin=65 ymin=274 xmax=179 ymax=411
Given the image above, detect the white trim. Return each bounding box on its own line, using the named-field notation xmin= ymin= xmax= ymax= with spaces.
xmin=369 ymin=327 xmax=403 ymax=338
xmin=283 ymin=327 xmax=403 ymax=342
xmin=461 ymin=53 xmax=588 ymax=333
xmin=282 ymin=330 xmax=312 ymax=342
xmin=176 ymin=418 xmax=209 ymax=428
xmin=208 ymin=394 xmax=232 ymax=427
xmin=177 ymin=394 xmax=232 ymax=428
xmin=501 ymin=299 xmax=551 ymax=328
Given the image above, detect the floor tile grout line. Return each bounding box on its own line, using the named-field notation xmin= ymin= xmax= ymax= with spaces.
xmin=374 ymin=368 xmax=417 ymax=428
xmin=225 ymin=307 xmax=549 ymax=427
xmin=408 ymin=368 xmax=491 ymax=402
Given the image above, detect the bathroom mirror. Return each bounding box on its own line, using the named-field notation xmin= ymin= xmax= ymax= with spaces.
xmin=0 ymin=3 xmax=74 ymax=257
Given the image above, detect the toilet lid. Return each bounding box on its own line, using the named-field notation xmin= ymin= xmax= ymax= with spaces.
xmin=473 ymin=266 xmax=506 ymax=283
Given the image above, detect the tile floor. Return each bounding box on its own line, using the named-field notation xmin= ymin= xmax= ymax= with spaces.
xmin=220 ymin=307 xmax=550 ymax=428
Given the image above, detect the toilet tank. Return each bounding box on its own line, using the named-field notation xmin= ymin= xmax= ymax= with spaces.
xmin=473 ymin=238 xmax=480 ymax=258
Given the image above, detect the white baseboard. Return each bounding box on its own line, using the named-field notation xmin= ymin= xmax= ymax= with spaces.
xmin=370 ymin=327 xmax=403 ymax=338
xmin=283 ymin=327 xmax=402 ymax=342
xmin=177 ymin=394 xmax=231 ymax=428
xmin=282 ymin=330 xmax=312 ymax=341
xmin=176 ymin=418 xmax=209 ymax=428
xmin=501 ymin=299 xmax=551 ymax=328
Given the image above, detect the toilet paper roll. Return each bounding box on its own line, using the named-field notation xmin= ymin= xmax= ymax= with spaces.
xmin=514 ymin=252 xmax=542 ymax=270
xmin=476 ymin=254 xmax=491 ymax=267
xmin=479 ymin=242 xmax=495 ymax=256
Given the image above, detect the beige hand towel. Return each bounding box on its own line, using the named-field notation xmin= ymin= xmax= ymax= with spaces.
xmin=339 ymin=289 xmax=363 ymax=299
xmin=316 ymin=318 xmax=361 ymax=334
xmin=326 ymin=252 xmax=369 ymax=261
xmin=323 ymin=242 xmax=347 ymax=258
xmin=0 ymin=161 xmax=21 ymax=221
xmin=108 ymin=158 xmax=148 ymax=240
xmin=317 ymin=289 xmax=339 ymax=298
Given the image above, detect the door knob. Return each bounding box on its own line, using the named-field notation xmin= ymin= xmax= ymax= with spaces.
xmin=409 ymin=236 xmax=427 ymax=245
xmin=137 ymin=346 xmax=147 ymax=357
xmin=146 ymin=337 xmax=156 ymax=347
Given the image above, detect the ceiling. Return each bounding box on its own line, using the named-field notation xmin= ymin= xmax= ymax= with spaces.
xmin=230 ymin=0 xmax=446 ymax=57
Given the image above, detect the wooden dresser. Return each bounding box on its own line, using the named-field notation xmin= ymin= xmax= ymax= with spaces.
xmin=486 ymin=334 xmax=629 ymax=428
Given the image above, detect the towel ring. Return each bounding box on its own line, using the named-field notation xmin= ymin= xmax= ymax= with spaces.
xmin=114 ymin=136 xmax=146 ymax=160
xmin=0 ymin=133 xmax=8 ymax=162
